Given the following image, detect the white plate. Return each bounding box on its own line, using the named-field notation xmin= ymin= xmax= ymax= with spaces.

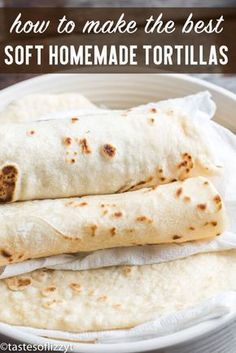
xmin=0 ymin=74 xmax=236 ymax=132
xmin=0 ymin=73 xmax=236 ymax=353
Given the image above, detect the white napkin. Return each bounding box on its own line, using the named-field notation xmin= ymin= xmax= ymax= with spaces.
xmin=0 ymin=91 xmax=236 ymax=343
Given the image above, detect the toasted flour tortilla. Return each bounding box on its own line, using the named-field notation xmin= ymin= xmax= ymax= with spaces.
xmin=0 ymin=177 xmax=226 ymax=266
xmin=0 ymin=251 xmax=235 ymax=332
xmin=0 ymin=108 xmax=218 ymax=203
xmin=0 ymin=93 xmax=96 ymax=123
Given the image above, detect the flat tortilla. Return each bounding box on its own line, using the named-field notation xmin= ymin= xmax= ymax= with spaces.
xmin=0 ymin=93 xmax=96 ymax=123
xmin=0 ymin=250 xmax=235 ymax=332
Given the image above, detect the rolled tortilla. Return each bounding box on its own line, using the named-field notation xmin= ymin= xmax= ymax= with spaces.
xmin=0 ymin=177 xmax=226 ymax=266
xmin=0 ymin=251 xmax=235 ymax=333
xmin=0 ymin=93 xmax=96 ymax=123
xmin=0 ymin=108 xmax=218 ymax=202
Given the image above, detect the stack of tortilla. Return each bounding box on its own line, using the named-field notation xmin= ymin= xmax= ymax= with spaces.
xmin=0 ymin=92 xmax=233 ymax=336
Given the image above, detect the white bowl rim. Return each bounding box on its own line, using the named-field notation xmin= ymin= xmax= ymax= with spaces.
xmin=0 ymin=73 xmax=236 ymax=352
xmin=1 ymin=73 xmax=236 ymax=103
xmin=0 ymin=311 xmax=235 ymax=353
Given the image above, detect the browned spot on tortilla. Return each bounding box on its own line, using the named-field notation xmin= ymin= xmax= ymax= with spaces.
xmin=135 ymin=177 xmax=153 ymax=187
xmin=65 ymin=200 xmax=76 ymax=206
xmin=216 ymin=233 xmax=221 ymax=236
xmin=71 ymin=117 xmax=79 ymax=123
xmin=69 ymin=283 xmax=81 ymax=292
xmin=183 ymin=196 xmax=191 ymax=203
xmin=70 ymin=158 xmax=76 ymax=164
xmin=18 ymin=254 xmax=24 ymax=259
xmin=63 ymin=235 xmax=81 ymax=241
xmin=211 ymin=221 xmax=218 ymax=227
xmin=149 ymin=107 xmax=157 ymax=113
xmin=189 ymin=226 xmax=195 ymax=231
xmin=124 ymin=176 xmax=154 ymax=192
xmin=43 ymin=299 xmax=62 ymax=309
xmin=100 ymin=144 xmax=116 ymax=160
xmin=178 ymin=161 xmax=188 ymax=168
xmin=158 ymin=168 xmax=163 ymax=173
xmin=113 ymin=212 xmax=122 ymax=218
xmin=123 ymin=266 xmax=132 ymax=275
xmin=79 ymin=202 xmax=88 ymax=207
xmin=27 ymin=130 xmax=35 ymax=136
xmin=42 ymin=268 xmax=54 ymax=273
xmin=90 ymin=225 xmax=97 ymax=237
xmin=113 ymin=304 xmax=122 ymax=309
xmin=173 ymin=235 xmax=182 ymax=240
xmin=110 ymin=227 xmax=116 ymax=236
xmin=45 ymin=286 xmax=56 ymax=292
xmin=147 ymin=176 xmax=154 ymax=183
xmin=177 ymin=154 xmax=194 ymax=177
xmin=1 ymin=249 xmax=11 ymax=258
xmin=183 ymin=153 xmax=192 ymax=161
xmin=117 ymin=185 xmax=132 ymax=193
xmin=136 ymin=180 xmax=146 ymax=186
xmin=41 ymin=286 xmax=56 ymax=297
xmin=0 ymin=165 xmax=18 ymax=203
xmin=146 ymin=186 xmax=156 ymax=192
xmin=63 ymin=137 xmax=72 ymax=146
xmin=136 ymin=216 xmax=153 ymax=224
xmin=175 ymin=187 xmax=183 ymax=197
xmin=214 ymin=195 xmax=221 ymax=204
xmin=204 ymin=181 xmax=209 ymax=186
xmin=147 ymin=117 xmax=155 ymax=124
xmin=101 ymin=204 xmax=105 ymax=208
xmin=126 ymin=229 xmax=134 ymax=233
xmin=197 ymin=204 xmax=207 ymax=211
xmin=6 ymin=277 xmax=32 ymax=291
xmin=18 ymin=278 xmax=31 ymax=286
xmin=80 ymin=138 xmax=91 ymax=154
xmin=160 ymin=177 xmax=166 ymax=182
xmin=97 ymin=295 xmax=108 ymax=302
xmin=171 ymin=178 xmax=177 ymax=182
xmin=103 ymin=210 xmax=108 ymax=215
xmin=136 ymin=216 xmax=146 ymax=222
